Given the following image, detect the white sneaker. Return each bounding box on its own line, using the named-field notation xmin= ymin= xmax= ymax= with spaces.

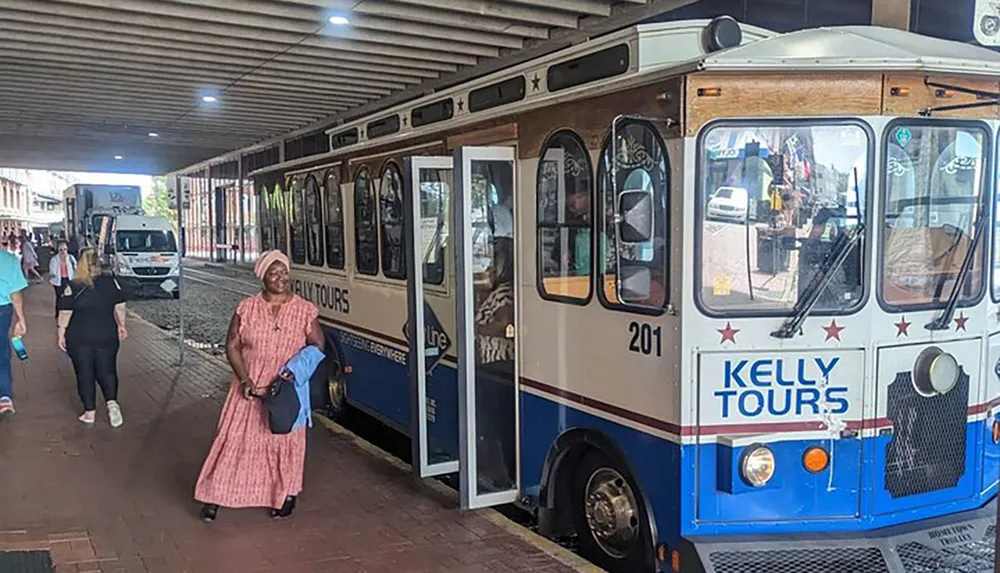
xmin=107 ymin=401 xmax=123 ymax=428
xmin=78 ymin=411 xmax=95 ymax=424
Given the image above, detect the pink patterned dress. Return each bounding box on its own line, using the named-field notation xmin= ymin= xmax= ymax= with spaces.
xmin=194 ymin=293 xmax=319 ymax=509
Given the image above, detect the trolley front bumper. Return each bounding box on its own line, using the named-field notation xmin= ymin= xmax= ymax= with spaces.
xmin=687 ymin=497 xmax=996 ymax=573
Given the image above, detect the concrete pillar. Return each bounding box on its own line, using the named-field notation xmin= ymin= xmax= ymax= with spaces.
xmin=871 ymin=0 xmax=912 ymax=30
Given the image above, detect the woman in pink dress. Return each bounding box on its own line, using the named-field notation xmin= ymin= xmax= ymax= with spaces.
xmin=195 ymin=250 xmax=324 ymax=521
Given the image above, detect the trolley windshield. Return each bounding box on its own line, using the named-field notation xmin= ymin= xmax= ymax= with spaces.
xmin=697 ymin=122 xmax=870 ymax=315
xmin=880 ymin=122 xmax=988 ymax=310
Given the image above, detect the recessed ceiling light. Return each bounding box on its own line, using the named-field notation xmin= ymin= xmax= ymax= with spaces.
xmin=202 ymin=95 xmax=217 ymax=103
xmin=114 ymin=155 xmax=123 ymax=160
xmin=148 ymin=132 xmax=159 ymax=137
xmin=328 ymin=15 xmax=349 ymax=25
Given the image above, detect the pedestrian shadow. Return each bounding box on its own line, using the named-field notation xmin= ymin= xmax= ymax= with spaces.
xmin=121 ymin=362 xmax=219 ymax=502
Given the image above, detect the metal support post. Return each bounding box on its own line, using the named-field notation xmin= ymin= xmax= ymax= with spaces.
xmin=175 ymin=175 xmax=185 ymax=367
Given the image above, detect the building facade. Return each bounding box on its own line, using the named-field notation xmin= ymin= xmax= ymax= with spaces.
xmin=0 ymin=169 xmax=34 ymax=238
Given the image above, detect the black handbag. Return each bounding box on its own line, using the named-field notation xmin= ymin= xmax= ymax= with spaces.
xmin=253 ymin=373 xmax=301 ymax=435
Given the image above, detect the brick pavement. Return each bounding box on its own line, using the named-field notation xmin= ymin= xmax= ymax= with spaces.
xmin=0 ymin=284 xmax=589 ymax=573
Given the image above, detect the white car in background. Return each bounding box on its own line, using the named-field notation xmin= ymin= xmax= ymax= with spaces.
xmin=707 ymin=186 xmax=749 ymax=222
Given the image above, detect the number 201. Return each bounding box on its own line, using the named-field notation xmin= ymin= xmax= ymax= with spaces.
xmin=628 ymin=321 xmax=662 ymax=357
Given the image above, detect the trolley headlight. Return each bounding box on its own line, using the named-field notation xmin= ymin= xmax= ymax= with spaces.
xmin=740 ymin=445 xmax=775 ymax=487
xmin=913 ymin=347 xmax=960 ymax=397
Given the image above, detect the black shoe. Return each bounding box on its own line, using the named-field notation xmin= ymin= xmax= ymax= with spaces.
xmin=200 ymin=503 xmax=219 ymax=522
xmin=270 ymin=496 xmax=296 ymax=519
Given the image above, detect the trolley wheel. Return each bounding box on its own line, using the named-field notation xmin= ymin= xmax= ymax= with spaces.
xmin=571 ymin=449 xmax=655 ymax=573
xmin=326 ymin=360 xmax=347 ymax=421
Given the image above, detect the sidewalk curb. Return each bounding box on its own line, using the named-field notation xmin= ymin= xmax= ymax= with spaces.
xmin=311 ymin=414 xmax=602 ymax=573
xmin=127 ymin=309 xmax=602 ymax=573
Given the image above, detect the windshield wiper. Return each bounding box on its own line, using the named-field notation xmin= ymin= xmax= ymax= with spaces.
xmin=771 ymin=223 xmax=865 ymax=339
xmin=925 ymin=208 xmax=987 ymax=331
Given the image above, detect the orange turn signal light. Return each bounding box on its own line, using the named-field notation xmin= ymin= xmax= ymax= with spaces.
xmin=803 ymin=446 xmax=830 ymax=473
xmin=697 ymin=87 xmax=722 ymax=97
xmin=992 ymin=420 xmax=1000 ymax=444
xmin=889 ymin=86 xmax=911 ymax=97
xmin=672 ymin=549 xmax=682 ymax=572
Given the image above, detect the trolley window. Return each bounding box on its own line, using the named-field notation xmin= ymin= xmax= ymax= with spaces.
xmin=273 ymin=180 xmax=288 ymax=255
xmin=537 ymin=130 xmax=593 ymax=303
xmin=354 ymin=167 xmax=378 ymax=275
xmin=258 ymin=182 xmax=272 ymax=251
xmin=697 ymin=122 xmax=871 ymax=315
xmin=597 ymin=120 xmax=669 ymax=312
xmin=379 ymin=161 xmax=407 ymax=279
xmin=304 ymin=173 xmax=324 ymax=267
xmin=324 ymin=169 xmax=345 ymax=270
xmin=418 ymin=167 xmax=449 ymax=285
xmin=882 ymin=122 xmax=988 ymax=310
xmin=289 ymin=175 xmax=306 ymax=264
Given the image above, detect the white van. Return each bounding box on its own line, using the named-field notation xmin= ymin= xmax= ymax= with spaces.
xmin=108 ymin=215 xmax=180 ymax=299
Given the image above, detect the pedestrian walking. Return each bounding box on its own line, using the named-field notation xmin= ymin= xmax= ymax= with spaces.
xmin=0 ymin=247 xmax=28 ymax=417
xmin=195 ymin=250 xmax=324 ymax=522
xmin=56 ymin=248 xmax=127 ymax=427
xmin=49 ymin=241 xmax=77 ymax=318
xmin=20 ymin=231 xmax=43 ymax=283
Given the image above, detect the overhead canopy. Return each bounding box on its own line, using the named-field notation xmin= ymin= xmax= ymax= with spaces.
xmin=0 ymin=0 xmax=695 ymax=175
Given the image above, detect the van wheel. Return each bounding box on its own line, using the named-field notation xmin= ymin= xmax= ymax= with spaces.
xmin=571 ymin=450 xmax=655 ymax=573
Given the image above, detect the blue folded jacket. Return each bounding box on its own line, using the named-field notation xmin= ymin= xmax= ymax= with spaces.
xmin=279 ymin=345 xmax=325 ymax=431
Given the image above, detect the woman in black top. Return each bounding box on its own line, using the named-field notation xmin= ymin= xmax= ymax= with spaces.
xmin=57 ymin=248 xmax=128 ymax=427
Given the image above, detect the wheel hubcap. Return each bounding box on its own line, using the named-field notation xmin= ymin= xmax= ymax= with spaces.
xmin=584 ymin=467 xmax=639 ymax=558
xmin=328 ymin=367 xmax=345 ymax=412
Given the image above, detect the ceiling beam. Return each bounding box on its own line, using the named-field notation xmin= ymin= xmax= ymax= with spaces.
xmin=3 ymin=0 xmax=475 ymax=68
xmin=343 ymin=1 xmax=549 ymax=39
xmin=0 ymin=68 xmax=373 ymax=108
xmin=1 ymin=98 xmax=313 ymax=130
xmin=0 ymin=37 xmax=411 ymax=92
xmin=0 ymin=119 xmax=258 ymax=147
xmin=0 ymin=60 xmax=384 ymax=102
xmin=507 ymin=0 xmax=611 ymax=17
xmin=38 ymin=0 xmax=501 ymax=59
xmin=0 ymin=14 xmax=439 ymax=83
xmin=0 ymin=78 xmax=354 ymax=117
xmin=0 ymin=49 xmax=396 ymax=98
xmin=377 ymin=0 xmax=582 ymax=29
xmin=161 ymin=0 xmax=526 ymax=49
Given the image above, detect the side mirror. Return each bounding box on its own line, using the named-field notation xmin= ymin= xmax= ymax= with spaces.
xmin=618 ymin=265 xmax=652 ymax=304
xmin=618 ymin=190 xmax=653 ymax=243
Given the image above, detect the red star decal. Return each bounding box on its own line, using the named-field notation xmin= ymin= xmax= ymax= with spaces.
xmin=954 ymin=312 xmax=969 ymax=332
xmin=823 ymin=319 xmax=845 ymax=342
xmin=717 ymin=321 xmax=739 ymax=344
xmin=895 ymin=316 xmax=911 ymax=338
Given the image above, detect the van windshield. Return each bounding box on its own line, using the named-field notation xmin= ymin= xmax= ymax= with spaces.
xmin=117 ymin=230 xmax=177 ymax=253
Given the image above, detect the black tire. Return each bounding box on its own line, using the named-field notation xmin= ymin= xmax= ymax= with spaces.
xmin=570 ymin=449 xmax=655 ymax=573
xmin=324 ymin=355 xmax=347 ymax=422
xmin=172 ymin=290 xmax=180 ymax=300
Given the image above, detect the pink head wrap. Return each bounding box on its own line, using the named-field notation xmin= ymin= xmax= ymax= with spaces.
xmin=254 ymin=250 xmax=290 ymax=280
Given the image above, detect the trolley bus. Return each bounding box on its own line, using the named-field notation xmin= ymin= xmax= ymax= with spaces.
xmin=249 ymin=18 xmax=1000 ymax=573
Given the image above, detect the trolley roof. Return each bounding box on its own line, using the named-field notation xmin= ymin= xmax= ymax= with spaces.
xmin=698 ymin=25 xmax=1000 ymax=76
